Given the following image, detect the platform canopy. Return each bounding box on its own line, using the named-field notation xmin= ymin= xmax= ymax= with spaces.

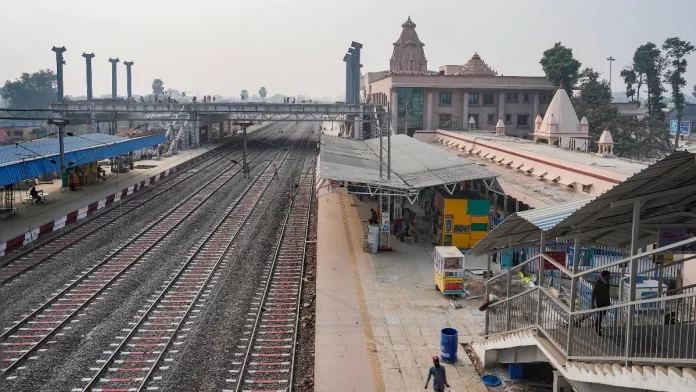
xmin=318 ymin=134 xmax=497 ymax=193
xmin=469 ymin=149 xmax=696 ymax=254
xmin=0 ymin=133 xmax=166 ymax=187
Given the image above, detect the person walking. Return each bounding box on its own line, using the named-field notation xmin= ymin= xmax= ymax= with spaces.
xmin=591 ymin=270 xmax=612 ymax=336
xmin=272 ymin=164 xmax=279 ymax=180
xmin=425 ymin=356 xmax=449 ymax=392
xmin=243 ymin=164 xmax=250 ymax=179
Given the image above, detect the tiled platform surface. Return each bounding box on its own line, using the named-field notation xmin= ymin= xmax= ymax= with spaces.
xmin=0 ymin=125 xmax=267 ymax=248
xmin=315 ymin=190 xmax=496 ymax=392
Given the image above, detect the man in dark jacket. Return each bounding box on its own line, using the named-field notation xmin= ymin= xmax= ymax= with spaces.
xmin=591 ymin=270 xmax=612 ymax=336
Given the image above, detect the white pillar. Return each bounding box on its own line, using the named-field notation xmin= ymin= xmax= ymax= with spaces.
xmin=498 ymin=91 xmax=505 ymax=120
xmin=391 ymin=91 xmax=399 ymax=135
xmin=462 ymin=90 xmax=469 ymax=130
xmin=426 ymin=91 xmax=434 ymax=130
xmin=533 ymin=92 xmax=540 ymax=117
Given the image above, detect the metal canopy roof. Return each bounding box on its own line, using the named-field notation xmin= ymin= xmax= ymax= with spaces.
xmin=469 ymin=198 xmax=593 ymax=254
xmin=319 ymin=135 xmax=497 ymax=191
xmin=469 ymin=150 xmax=696 ymax=254
xmin=0 ymin=133 xmax=165 ymax=187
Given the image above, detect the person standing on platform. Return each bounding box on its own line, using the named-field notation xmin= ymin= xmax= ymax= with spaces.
xmin=272 ymin=164 xmax=279 ymax=180
xmin=591 ymin=270 xmax=612 ymax=336
xmin=425 ymin=356 xmax=449 ymax=392
xmin=29 ymin=187 xmax=44 ymax=204
xmin=243 ymin=164 xmax=250 ymax=179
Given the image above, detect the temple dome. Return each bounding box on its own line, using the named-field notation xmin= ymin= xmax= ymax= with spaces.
xmin=539 ymin=85 xmax=579 ymax=134
xmin=390 ymin=17 xmax=428 ymax=74
xmin=454 ymin=53 xmax=497 ymax=76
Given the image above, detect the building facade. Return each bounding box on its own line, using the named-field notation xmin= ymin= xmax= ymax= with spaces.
xmin=363 ymin=17 xmax=555 ymax=138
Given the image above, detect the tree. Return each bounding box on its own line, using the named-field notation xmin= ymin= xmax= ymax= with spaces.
xmin=692 ymin=84 xmax=696 ymax=99
xmin=619 ymin=66 xmax=639 ymax=102
xmin=152 ymin=79 xmax=164 ymax=95
xmin=572 ymin=67 xmax=671 ymax=159
xmin=0 ymin=69 xmax=57 ymax=109
xmin=540 ymin=42 xmax=581 ymax=95
xmin=633 ymin=43 xmax=667 ymax=118
xmin=240 ymin=90 xmax=249 ymax=101
xmin=662 ymin=37 xmax=695 ymax=150
xmin=259 ymin=87 xmax=267 ymax=102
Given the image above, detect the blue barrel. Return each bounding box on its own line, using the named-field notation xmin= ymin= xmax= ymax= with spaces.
xmin=440 ymin=328 xmax=458 ymax=364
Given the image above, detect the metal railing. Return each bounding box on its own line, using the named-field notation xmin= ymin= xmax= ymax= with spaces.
xmin=484 ymin=236 xmax=696 ymax=365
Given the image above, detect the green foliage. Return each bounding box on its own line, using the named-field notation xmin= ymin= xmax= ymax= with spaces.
xmin=539 ymin=42 xmax=581 ymax=95
xmin=0 ymin=69 xmax=57 ymax=109
xmin=572 ymin=67 xmax=671 ymax=159
xmin=152 ymin=79 xmax=164 ymax=95
xmin=259 ymin=87 xmax=267 ymax=99
xmin=633 ymin=43 xmax=667 ymax=118
xmin=619 ymin=67 xmax=638 ymax=102
xmin=240 ymin=90 xmax=249 ymax=101
xmin=692 ymin=84 xmax=696 ymax=99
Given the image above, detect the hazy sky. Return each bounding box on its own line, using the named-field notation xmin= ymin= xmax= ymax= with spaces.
xmin=2 ymin=0 xmax=695 ymax=99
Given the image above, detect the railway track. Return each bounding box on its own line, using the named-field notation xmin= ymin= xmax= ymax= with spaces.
xmin=73 ymin=124 xmax=311 ymax=392
xmin=227 ymin=155 xmax=315 ymax=392
xmin=0 ymin=124 xmax=296 ymax=377
xmin=0 ymin=123 xmax=282 ymax=285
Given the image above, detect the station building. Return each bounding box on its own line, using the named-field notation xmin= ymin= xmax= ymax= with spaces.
xmin=362 ymin=17 xmax=555 ymax=138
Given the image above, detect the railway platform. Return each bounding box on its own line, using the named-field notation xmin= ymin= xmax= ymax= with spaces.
xmin=0 ymin=127 xmax=265 ymax=255
xmin=316 ymin=190 xmax=497 ymax=392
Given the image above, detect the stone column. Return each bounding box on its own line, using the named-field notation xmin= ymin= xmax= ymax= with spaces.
xmin=82 ymin=53 xmax=95 ymax=101
xmin=462 ymin=90 xmax=469 ymax=130
xmin=124 ymin=61 xmax=134 ymax=100
xmin=426 ymin=91 xmax=434 ymax=130
xmin=108 ymin=58 xmax=120 ymax=99
xmin=498 ymin=91 xmax=505 ymax=120
xmin=391 ymin=91 xmax=399 ymax=134
xmin=533 ymin=92 xmax=540 ymax=117
xmin=219 ymin=121 xmax=225 ymax=138
xmin=52 ymin=46 xmax=67 ymax=101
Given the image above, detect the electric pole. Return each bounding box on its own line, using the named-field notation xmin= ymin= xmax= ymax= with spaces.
xmin=607 ymin=56 xmax=615 ymax=93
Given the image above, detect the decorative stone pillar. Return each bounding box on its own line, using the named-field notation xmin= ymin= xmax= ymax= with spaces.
xmin=462 ymin=90 xmax=469 ymax=130
xmin=124 ymin=61 xmax=134 ymax=100
xmin=391 ymin=91 xmax=399 ymax=134
xmin=52 ymin=46 xmax=67 ymax=101
xmin=108 ymin=58 xmax=120 ymax=99
xmin=498 ymin=91 xmax=505 ymax=119
xmin=426 ymin=91 xmax=434 ymax=130
xmin=82 ymin=53 xmax=95 ymax=101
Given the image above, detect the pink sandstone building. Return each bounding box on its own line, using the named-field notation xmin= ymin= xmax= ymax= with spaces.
xmin=362 ymin=17 xmax=556 ymax=138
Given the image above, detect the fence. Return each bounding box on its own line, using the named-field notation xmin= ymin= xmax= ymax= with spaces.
xmin=484 ymin=236 xmax=696 ymax=365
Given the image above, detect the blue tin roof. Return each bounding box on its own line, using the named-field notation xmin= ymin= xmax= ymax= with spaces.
xmin=0 ymin=133 xmax=166 ymax=187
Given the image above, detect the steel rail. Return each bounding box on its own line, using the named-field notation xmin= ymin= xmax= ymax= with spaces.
xmin=233 ymin=153 xmax=316 ymax=392
xmin=0 ymin=123 xmax=278 ymax=276
xmin=0 ymin=124 xmax=291 ymax=376
xmin=79 ymin=123 xmax=309 ymax=392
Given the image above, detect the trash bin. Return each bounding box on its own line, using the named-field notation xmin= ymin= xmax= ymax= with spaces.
xmin=440 ymin=327 xmax=458 ymax=364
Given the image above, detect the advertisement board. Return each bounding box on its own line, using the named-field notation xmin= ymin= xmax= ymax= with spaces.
xmin=541 ymin=250 xmax=567 ymax=270
xmin=670 ymin=120 xmax=692 ymax=135
xmin=657 ymin=227 xmax=696 ymax=252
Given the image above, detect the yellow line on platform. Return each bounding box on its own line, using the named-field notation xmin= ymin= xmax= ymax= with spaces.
xmin=338 ymin=192 xmax=385 ymax=392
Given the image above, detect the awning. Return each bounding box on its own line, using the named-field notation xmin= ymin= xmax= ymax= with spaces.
xmin=0 ymin=133 xmax=166 ymax=187
xmin=319 ymin=134 xmax=497 ymax=191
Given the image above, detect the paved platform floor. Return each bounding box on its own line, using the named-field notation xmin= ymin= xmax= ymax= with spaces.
xmin=316 ymin=190 xmax=496 ymax=392
xmin=0 ymin=127 xmax=266 ymax=244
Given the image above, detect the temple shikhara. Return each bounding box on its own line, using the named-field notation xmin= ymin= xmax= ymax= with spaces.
xmin=363 ymin=17 xmax=557 ymax=138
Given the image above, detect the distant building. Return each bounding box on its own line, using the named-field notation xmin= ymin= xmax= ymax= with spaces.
xmin=0 ymin=121 xmax=46 ymax=144
xmin=609 ymin=102 xmax=648 ymax=118
xmin=362 ymin=17 xmax=555 ymax=138
xmin=666 ymin=103 xmax=696 ymax=141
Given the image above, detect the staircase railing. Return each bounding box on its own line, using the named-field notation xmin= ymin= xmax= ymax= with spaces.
xmin=484 ymin=238 xmax=696 ymax=366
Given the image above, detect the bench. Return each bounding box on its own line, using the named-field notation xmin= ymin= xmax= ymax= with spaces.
xmin=22 ymin=191 xmax=49 ymax=204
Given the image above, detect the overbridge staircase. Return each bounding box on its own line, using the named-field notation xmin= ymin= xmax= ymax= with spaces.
xmin=473 ymin=252 xmax=696 ymax=392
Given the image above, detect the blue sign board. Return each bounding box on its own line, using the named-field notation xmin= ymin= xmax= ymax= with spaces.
xmin=670 ymin=120 xmax=692 ymax=135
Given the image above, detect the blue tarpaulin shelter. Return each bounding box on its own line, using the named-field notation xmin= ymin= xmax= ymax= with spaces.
xmin=0 ymin=133 xmax=166 ymax=187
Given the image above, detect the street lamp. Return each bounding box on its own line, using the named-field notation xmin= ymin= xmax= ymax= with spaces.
xmin=47 ymin=118 xmax=70 ymax=175
xmin=607 ymin=56 xmax=615 ymax=93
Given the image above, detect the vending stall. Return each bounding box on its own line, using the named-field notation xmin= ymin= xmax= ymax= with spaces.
xmin=434 ymin=188 xmax=490 ymax=249
xmin=434 ymin=246 xmax=466 ymax=295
